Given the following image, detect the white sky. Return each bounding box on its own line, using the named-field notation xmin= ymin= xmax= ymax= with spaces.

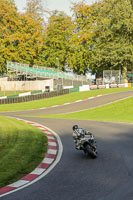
xmin=14 ymin=0 xmax=97 ymax=16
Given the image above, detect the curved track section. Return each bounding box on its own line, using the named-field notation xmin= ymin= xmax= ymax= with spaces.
xmin=1 ymin=90 xmax=133 ymax=116
xmin=1 ymin=91 xmax=133 ymax=200
xmin=0 ymin=119 xmax=63 ymax=198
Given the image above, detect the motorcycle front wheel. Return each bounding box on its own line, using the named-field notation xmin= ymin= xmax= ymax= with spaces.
xmin=86 ymin=144 xmax=97 ymax=159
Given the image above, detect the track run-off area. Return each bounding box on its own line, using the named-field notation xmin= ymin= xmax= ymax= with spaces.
xmin=1 ymin=90 xmax=133 ymax=200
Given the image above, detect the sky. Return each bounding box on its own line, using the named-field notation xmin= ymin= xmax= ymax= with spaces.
xmin=14 ymin=0 xmax=97 ymax=16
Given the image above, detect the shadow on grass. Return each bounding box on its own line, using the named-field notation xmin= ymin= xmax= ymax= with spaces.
xmin=0 ymin=127 xmax=48 ymax=188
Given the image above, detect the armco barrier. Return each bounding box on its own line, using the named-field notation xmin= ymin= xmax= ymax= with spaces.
xmin=69 ymin=86 xmax=79 ymax=93
xmin=79 ymin=85 xmax=90 ymax=92
xmin=7 ymin=94 xmax=18 ymax=98
xmin=0 ymin=90 xmax=45 ymax=100
xmin=110 ymin=84 xmax=117 ymax=88
xmin=98 ymin=85 xmax=106 ymax=89
xmin=90 ymin=85 xmax=98 ymax=90
xmin=118 ymin=84 xmax=125 ymax=88
xmin=31 ymin=90 xmax=43 ymax=95
xmin=0 ymin=89 xmax=69 ymax=104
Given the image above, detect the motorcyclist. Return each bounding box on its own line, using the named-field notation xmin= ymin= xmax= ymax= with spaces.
xmin=72 ymin=125 xmax=96 ymax=150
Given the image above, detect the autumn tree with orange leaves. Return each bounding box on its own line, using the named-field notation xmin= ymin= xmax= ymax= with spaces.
xmin=0 ymin=0 xmax=19 ymax=74
xmin=0 ymin=0 xmax=44 ymax=73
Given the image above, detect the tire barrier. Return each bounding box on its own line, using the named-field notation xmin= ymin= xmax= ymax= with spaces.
xmin=0 ymin=90 xmax=45 ymax=100
xmin=0 ymin=89 xmax=69 ymax=104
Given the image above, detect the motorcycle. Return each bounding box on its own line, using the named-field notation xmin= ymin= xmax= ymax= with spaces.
xmin=75 ymin=134 xmax=98 ymax=159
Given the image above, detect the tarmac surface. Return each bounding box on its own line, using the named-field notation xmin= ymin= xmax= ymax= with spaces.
xmin=1 ymin=90 xmax=133 ymax=200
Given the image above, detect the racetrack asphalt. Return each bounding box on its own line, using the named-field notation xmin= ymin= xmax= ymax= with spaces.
xmin=1 ymin=90 xmax=133 ymax=116
xmin=1 ymin=90 xmax=133 ymax=200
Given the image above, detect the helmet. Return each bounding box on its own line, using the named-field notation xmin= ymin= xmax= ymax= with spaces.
xmin=73 ymin=125 xmax=79 ymax=131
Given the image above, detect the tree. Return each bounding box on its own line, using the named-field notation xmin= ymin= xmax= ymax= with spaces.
xmin=25 ymin=0 xmax=46 ymax=21
xmin=15 ymin=13 xmax=44 ymax=67
xmin=67 ymin=1 xmax=96 ymax=75
xmin=0 ymin=0 xmax=19 ymax=74
xmin=41 ymin=11 xmax=73 ymax=71
xmin=0 ymin=0 xmax=44 ymax=74
xmin=90 ymin=0 xmax=133 ymax=80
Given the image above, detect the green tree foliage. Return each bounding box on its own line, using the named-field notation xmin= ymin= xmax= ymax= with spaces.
xmin=68 ymin=1 xmax=95 ymax=74
xmin=90 ymin=0 xmax=133 ymax=79
xmin=41 ymin=11 xmax=73 ymax=71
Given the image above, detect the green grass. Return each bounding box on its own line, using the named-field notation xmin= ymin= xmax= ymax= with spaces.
xmin=30 ymin=96 xmax=133 ymax=123
xmin=0 ymin=88 xmax=133 ymax=187
xmin=0 ymin=87 xmax=133 ymax=112
xmin=0 ymin=91 xmax=30 ymax=97
xmin=0 ymin=116 xmax=48 ymax=188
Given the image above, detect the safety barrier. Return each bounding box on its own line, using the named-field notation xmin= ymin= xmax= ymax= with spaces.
xmin=90 ymin=83 xmax=129 ymax=90
xmin=1 ymin=81 xmax=133 ymax=104
xmin=69 ymin=86 xmax=79 ymax=93
xmin=0 ymin=89 xmax=69 ymax=104
xmin=0 ymin=90 xmax=44 ymax=100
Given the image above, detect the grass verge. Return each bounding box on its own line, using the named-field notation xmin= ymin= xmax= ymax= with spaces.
xmin=29 ymin=96 xmax=133 ymax=124
xmin=0 ymin=116 xmax=48 ymax=188
xmin=0 ymin=87 xmax=133 ymax=112
xmin=0 ymin=91 xmax=29 ymax=97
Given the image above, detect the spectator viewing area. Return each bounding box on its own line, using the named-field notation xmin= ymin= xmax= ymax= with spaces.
xmin=6 ymin=62 xmax=89 ymax=91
